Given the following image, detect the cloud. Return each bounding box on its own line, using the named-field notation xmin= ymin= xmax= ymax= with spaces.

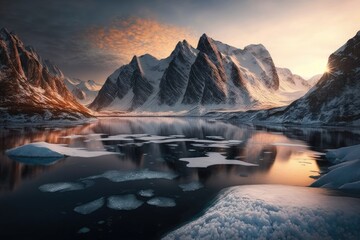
xmin=87 ymin=17 xmax=198 ymax=63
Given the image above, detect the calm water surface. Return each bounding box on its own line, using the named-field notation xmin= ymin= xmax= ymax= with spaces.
xmin=0 ymin=117 xmax=360 ymax=239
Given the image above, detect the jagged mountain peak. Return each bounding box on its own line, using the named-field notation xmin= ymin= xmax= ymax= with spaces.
xmin=0 ymin=28 xmax=91 ymax=120
xmin=91 ymin=32 xmax=296 ymax=113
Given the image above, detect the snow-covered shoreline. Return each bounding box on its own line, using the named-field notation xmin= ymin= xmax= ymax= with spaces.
xmin=311 ymin=144 xmax=360 ymax=189
xmin=163 ymin=185 xmax=360 ymax=239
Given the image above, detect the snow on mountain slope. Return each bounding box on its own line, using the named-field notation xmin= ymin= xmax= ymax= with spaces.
xmin=90 ymin=34 xmax=309 ymax=115
xmin=64 ymin=78 xmax=102 ymax=105
xmin=0 ymin=28 xmax=91 ymax=122
xmin=219 ymin=30 xmax=360 ymax=126
xmin=276 ymin=67 xmax=312 ymax=102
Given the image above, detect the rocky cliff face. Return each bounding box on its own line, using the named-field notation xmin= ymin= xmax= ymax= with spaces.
xmin=89 ymin=34 xmax=299 ymax=114
xmin=0 ymin=28 xmax=91 ymax=121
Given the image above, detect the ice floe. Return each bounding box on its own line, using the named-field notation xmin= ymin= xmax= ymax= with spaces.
xmin=179 ymin=152 xmax=258 ymax=168
xmin=147 ymin=197 xmax=176 ymax=207
xmin=179 ymin=182 xmax=204 ymax=191
xmin=39 ymin=182 xmax=85 ymax=193
xmin=107 ymin=194 xmax=144 ymax=210
xmin=311 ymin=144 xmax=360 ymax=189
xmin=271 ymin=142 xmax=308 ymax=148
xmin=164 ymin=185 xmax=360 ymax=239
xmin=74 ymin=197 xmax=105 ymax=215
xmin=85 ymin=169 xmax=178 ymax=183
xmin=77 ymin=227 xmax=90 ymax=234
xmin=6 ymin=142 xmax=118 ymax=159
xmin=138 ymin=189 xmax=155 ymax=197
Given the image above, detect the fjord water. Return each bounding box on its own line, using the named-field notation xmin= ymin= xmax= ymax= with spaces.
xmin=0 ymin=118 xmax=360 ymax=239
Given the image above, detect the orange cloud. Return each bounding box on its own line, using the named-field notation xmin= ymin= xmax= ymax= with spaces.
xmin=88 ymin=18 xmax=197 ymax=64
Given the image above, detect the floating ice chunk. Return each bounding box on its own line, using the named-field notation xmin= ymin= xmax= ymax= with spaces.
xmin=325 ymin=144 xmax=360 ymax=164
xmin=179 ymin=152 xmax=258 ymax=168
xmin=179 ymin=182 xmax=204 ymax=191
xmin=169 ymin=135 xmax=186 ymax=138
xmin=206 ymin=136 xmax=225 ymax=140
xmin=310 ymin=145 xmax=360 ymax=189
xmin=39 ymin=182 xmax=85 ymax=193
xmin=271 ymin=142 xmax=308 ymax=148
xmin=6 ymin=142 xmax=118 ymax=159
xmin=164 ymin=185 xmax=360 ymax=240
xmin=85 ymin=169 xmax=178 ymax=183
xmin=136 ymin=135 xmax=172 ymax=141
xmin=311 ymin=159 xmax=360 ymax=189
xmin=107 ymin=194 xmax=143 ymax=210
xmin=77 ymin=227 xmax=90 ymax=234
xmin=147 ymin=197 xmax=176 ymax=207
xmin=74 ymin=197 xmax=105 ymax=215
xmin=6 ymin=143 xmax=64 ymax=158
xmin=167 ymin=144 xmax=179 ymax=147
xmin=138 ymin=189 xmax=155 ymax=197
xmin=207 ymin=144 xmax=230 ymax=148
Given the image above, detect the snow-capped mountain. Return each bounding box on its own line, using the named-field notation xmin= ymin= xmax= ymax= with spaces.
xmin=0 ymin=28 xmax=91 ymax=121
xmin=64 ymin=78 xmax=102 ymax=105
xmin=90 ymin=34 xmax=305 ymax=114
xmin=276 ymin=67 xmax=313 ymax=101
xmin=222 ymin=31 xmax=360 ymax=125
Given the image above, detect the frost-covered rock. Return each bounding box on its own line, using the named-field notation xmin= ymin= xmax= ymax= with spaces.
xmin=164 ymin=185 xmax=360 ymax=239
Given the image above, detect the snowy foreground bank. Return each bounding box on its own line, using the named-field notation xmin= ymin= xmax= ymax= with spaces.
xmin=311 ymin=144 xmax=360 ymax=189
xmin=164 ymin=185 xmax=360 ymax=240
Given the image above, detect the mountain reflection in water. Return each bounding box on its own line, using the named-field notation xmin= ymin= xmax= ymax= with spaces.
xmin=1 ymin=117 xmax=359 ymax=193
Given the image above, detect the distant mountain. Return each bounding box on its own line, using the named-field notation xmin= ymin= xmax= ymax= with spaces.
xmin=0 ymin=28 xmax=91 ymax=122
xmin=220 ymin=31 xmax=360 ymax=125
xmin=307 ymin=74 xmax=322 ymax=86
xmin=64 ymin=78 xmax=102 ymax=105
xmin=90 ymin=34 xmax=304 ymax=114
xmin=276 ymin=67 xmax=313 ymax=101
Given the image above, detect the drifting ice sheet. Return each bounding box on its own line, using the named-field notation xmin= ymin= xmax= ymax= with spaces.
xmin=147 ymin=197 xmax=176 ymax=207
xmin=179 ymin=152 xmax=258 ymax=168
xmin=39 ymin=182 xmax=85 ymax=192
xmin=138 ymin=189 xmax=155 ymax=197
xmin=85 ymin=169 xmax=178 ymax=183
xmin=6 ymin=142 xmax=117 ymax=159
xmin=164 ymin=185 xmax=360 ymax=239
xmin=107 ymin=194 xmax=144 ymax=210
xmin=179 ymin=182 xmax=204 ymax=191
xmin=74 ymin=197 xmax=105 ymax=215
xmin=311 ymin=144 xmax=360 ymax=189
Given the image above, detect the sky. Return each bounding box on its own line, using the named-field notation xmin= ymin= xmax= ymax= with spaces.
xmin=0 ymin=0 xmax=359 ymax=82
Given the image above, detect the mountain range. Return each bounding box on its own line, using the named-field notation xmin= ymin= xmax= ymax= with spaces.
xmin=89 ymin=34 xmax=318 ymax=114
xmin=215 ymin=31 xmax=360 ymax=125
xmin=2 ymin=25 xmax=357 ymax=126
xmin=64 ymin=78 xmax=101 ymax=105
xmin=0 ymin=28 xmax=91 ymax=122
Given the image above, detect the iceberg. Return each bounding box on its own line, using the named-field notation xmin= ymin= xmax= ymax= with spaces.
xmin=6 ymin=142 xmax=118 ymax=164
xmin=163 ymin=185 xmax=360 ymax=239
